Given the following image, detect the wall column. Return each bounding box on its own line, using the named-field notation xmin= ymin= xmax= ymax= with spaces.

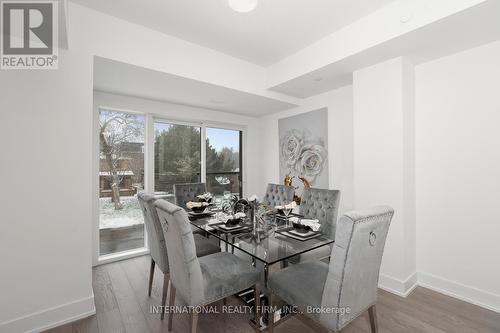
xmin=353 ymin=57 xmax=417 ymax=296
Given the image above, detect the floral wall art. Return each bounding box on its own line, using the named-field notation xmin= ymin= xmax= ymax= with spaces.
xmin=279 ymin=108 xmax=329 ymax=190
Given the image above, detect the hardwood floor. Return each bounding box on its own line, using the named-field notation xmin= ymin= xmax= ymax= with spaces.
xmin=44 ymin=255 xmax=500 ymax=333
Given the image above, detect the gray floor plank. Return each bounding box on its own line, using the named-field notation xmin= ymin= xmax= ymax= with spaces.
xmin=92 ymin=266 xmax=126 ymax=333
xmin=119 ymin=256 xmax=171 ymax=333
xmin=72 ymin=315 xmax=99 ymax=333
xmin=106 ymin=262 xmax=151 ymax=333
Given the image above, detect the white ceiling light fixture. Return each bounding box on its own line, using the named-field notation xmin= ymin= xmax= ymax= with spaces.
xmin=228 ymin=0 xmax=259 ymax=13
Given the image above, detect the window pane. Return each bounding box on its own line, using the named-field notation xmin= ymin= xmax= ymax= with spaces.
xmin=99 ymin=110 xmax=145 ymax=256
xmin=206 ymin=127 xmax=242 ymax=196
xmin=154 ymin=123 xmax=201 ymax=197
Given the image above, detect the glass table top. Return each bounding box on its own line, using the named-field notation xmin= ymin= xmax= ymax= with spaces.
xmin=190 ymin=215 xmax=334 ymax=266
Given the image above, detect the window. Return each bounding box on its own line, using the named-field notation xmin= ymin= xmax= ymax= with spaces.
xmin=206 ymin=127 xmax=242 ymax=197
xmin=153 ymin=122 xmax=243 ymax=199
xmin=98 ymin=110 xmax=145 ymax=256
xmin=154 ymin=122 xmax=201 ymax=195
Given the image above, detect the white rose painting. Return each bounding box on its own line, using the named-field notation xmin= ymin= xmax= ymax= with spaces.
xmin=279 ymin=108 xmax=329 ymax=188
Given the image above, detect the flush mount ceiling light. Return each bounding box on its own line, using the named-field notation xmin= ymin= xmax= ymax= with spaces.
xmin=228 ymin=0 xmax=259 ymax=13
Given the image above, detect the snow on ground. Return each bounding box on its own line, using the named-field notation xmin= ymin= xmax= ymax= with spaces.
xmin=99 ymin=196 xmax=144 ymax=229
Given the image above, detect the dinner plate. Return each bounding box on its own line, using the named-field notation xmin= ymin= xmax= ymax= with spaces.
xmin=276 ymin=228 xmax=322 ymax=241
xmin=217 ymin=224 xmax=247 ymax=232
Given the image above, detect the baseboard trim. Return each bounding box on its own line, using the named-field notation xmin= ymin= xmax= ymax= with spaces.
xmin=0 ymin=293 xmax=96 ymax=333
xmin=418 ymin=272 xmax=500 ymax=314
xmin=379 ymin=272 xmax=418 ymax=297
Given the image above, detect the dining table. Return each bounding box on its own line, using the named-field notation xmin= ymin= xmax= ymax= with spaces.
xmin=188 ymin=210 xmax=334 ymax=331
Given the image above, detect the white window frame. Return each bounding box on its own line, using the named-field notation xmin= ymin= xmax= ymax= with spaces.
xmin=93 ymin=107 xmax=247 ymax=266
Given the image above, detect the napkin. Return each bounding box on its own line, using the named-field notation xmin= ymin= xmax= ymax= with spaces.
xmin=275 ymin=201 xmax=297 ymax=210
xmin=186 ymin=201 xmax=208 ymax=209
xmin=222 ymin=212 xmax=246 ymax=223
xmin=197 ymin=193 xmax=213 ymax=200
xmin=248 ymin=194 xmax=259 ymax=202
xmin=234 ymin=212 xmax=246 ymax=219
xmin=289 ymin=217 xmax=321 ymax=231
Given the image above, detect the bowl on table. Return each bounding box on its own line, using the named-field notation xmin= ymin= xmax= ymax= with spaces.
xmin=226 ymin=218 xmax=241 ymax=226
xmin=197 ymin=194 xmax=213 ymax=204
xmin=191 ymin=206 xmax=207 ymax=213
xmin=292 ymin=221 xmax=311 ymax=234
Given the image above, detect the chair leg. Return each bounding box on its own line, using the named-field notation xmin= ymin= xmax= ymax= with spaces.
xmin=267 ymin=293 xmax=275 ymax=333
xmin=254 ymin=285 xmax=261 ymax=332
xmin=167 ymin=284 xmax=176 ymax=330
xmin=148 ymin=258 xmax=155 ymax=297
xmin=368 ymin=305 xmax=378 ymax=333
xmin=161 ymin=273 xmax=170 ymax=320
xmin=191 ymin=312 xmax=199 ymax=333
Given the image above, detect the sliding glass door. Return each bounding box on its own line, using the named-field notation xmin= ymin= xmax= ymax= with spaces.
xmin=206 ymin=127 xmax=242 ymax=197
xmin=98 ymin=109 xmax=145 ymax=256
xmin=95 ymin=113 xmax=244 ymax=263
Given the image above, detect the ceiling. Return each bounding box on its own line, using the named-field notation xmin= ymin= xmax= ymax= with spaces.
xmin=269 ymin=0 xmax=500 ymax=98
xmin=93 ymin=57 xmax=297 ymax=117
xmin=71 ymin=0 xmax=394 ymax=66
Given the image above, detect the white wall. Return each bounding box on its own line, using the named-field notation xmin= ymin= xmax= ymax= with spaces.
xmin=261 ymin=44 xmax=500 ymax=313
xmin=415 ymin=40 xmax=500 ymax=311
xmin=0 ymin=2 xmax=269 ymax=332
xmin=0 ymin=49 xmax=95 ymax=332
xmin=258 ymin=86 xmax=354 ymax=214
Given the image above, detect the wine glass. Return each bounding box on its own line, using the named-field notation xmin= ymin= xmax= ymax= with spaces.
xmin=282 ymin=202 xmax=293 ymax=227
xmin=213 ymin=196 xmax=222 ymax=221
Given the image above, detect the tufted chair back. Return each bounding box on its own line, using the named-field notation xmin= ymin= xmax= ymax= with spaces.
xmin=137 ymin=192 xmax=169 ymax=273
xmin=173 ymin=183 xmax=207 ymax=209
xmin=320 ymin=206 xmax=394 ymax=331
xmin=263 ymin=183 xmax=295 ymax=208
xmin=154 ymin=199 xmax=205 ymax=306
xmin=299 ymin=188 xmax=340 ymax=240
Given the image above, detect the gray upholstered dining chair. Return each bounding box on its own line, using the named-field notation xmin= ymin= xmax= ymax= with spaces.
xmin=173 ymin=182 xmax=207 ymax=209
xmin=262 ymin=183 xmax=295 ymax=208
xmin=154 ymin=199 xmax=262 ymax=333
xmin=173 ymin=183 xmax=208 ymax=235
xmin=137 ymin=193 xmax=220 ymax=320
xmin=288 ymin=188 xmax=341 ymax=264
xmin=267 ymin=206 xmax=394 ymax=333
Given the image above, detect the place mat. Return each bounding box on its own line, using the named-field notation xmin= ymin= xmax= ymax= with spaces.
xmin=276 ymin=228 xmax=322 ymax=241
